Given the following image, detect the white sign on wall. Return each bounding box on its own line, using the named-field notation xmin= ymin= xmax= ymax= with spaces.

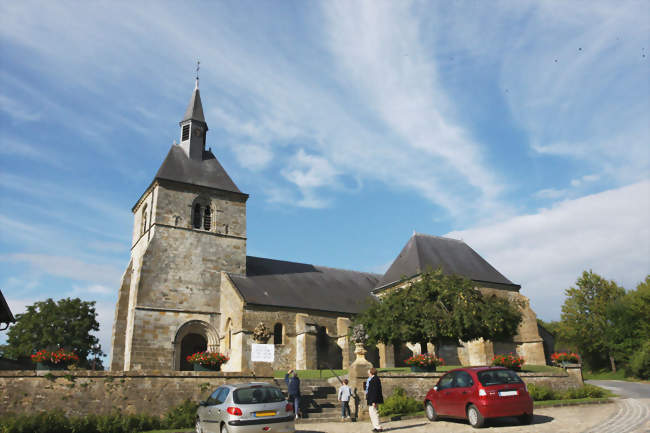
xmin=251 ymin=344 xmax=275 ymax=363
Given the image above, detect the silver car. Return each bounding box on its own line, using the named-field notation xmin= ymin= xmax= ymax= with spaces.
xmin=196 ymin=382 xmax=296 ymax=433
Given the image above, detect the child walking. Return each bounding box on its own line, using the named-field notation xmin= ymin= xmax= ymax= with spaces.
xmin=338 ymin=378 xmax=352 ymax=420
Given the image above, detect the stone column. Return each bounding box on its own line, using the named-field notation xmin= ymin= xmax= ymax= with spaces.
xmin=377 ymin=343 xmax=395 ymax=368
xmin=295 ymin=313 xmax=317 ymax=370
xmin=564 ymin=363 xmax=584 ymax=386
xmin=518 ymin=341 xmax=546 ymax=366
xmin=337 ymin=317 xmax=353 ymax=369
xmin=348 ymin=343 xmax=373 ymax=420
xmin=466 ymin=338 xmax=494 ymax=366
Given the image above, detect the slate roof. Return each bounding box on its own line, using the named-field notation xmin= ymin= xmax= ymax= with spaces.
xmin=0 ymin=290 xmax=15 ymax=326
xmin=154 ymin=145 xmax=245 ymax=195
xmin=228 ymin=256 xmax=381 ymax=314
xmin=181 ymin=87 xmax=206 ymax=124
xmin=375 ymin=233 xmax=519 ymax=290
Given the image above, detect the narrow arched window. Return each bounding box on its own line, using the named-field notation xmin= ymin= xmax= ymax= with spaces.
xmin=193 ymin=203 xmax=201 ymax=229
xmin=141 ymin=204 xmax=148 ymax=236
xmin=203 ymin=206 xmax=211 ymax=231
xmin=274 ymin=323 xmax=283 ymax=345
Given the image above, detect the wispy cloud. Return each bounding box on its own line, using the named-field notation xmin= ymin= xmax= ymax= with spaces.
xmin=0 ymin=253 xmax=122 ymax=286
xmin=0 ymin=93 xmax=41 ymax=122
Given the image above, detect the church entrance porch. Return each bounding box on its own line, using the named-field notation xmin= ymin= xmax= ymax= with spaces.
xmin=172 ymin=319 xmax=220 ymax=371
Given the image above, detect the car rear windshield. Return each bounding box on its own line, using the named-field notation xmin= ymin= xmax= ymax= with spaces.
xmin=477 ymin=369 xmax=523 ymax=386
xmin=233 ymin=386 xmax=286 ymax=404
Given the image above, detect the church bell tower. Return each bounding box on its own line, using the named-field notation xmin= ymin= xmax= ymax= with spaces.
xmin=110 ymin=71 xmax=248 ymax=371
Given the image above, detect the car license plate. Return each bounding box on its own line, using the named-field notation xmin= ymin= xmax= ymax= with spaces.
xmin=255 ymin=411 xmax=276 ymax=417
xmin=499 ymin=390 xmax=518 ymax=397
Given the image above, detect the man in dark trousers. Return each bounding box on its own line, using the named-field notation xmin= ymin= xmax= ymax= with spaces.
xmin=284 ymin=369 xmax=301 ymax=419
xmin=366 ymin=367 xmax=384 ymax=432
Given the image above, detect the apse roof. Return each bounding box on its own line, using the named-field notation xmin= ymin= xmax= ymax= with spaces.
xmin=376 ymin=233 xmax=519 ymax=290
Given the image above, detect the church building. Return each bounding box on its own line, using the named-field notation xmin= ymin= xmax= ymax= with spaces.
xmin=109 ymin=80 xmax=546 ymax=372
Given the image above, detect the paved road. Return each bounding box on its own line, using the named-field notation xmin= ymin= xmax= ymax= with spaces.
xmin=586 ymin=380 xmax=650 ymax=399
xmin=295 ymin=403 xmax=619 ymax=433
xmin=582 ymin=380 xmax=650 ymax=433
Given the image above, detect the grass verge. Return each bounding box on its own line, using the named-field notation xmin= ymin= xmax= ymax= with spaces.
xmin=534 ymin=397 xmax=612 ymax=407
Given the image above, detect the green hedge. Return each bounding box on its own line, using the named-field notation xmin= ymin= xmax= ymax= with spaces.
xmin=0 ymin=400 xmax=197 ymax=433
xmin=628 ymin=341 xmax=650 ymax=380
xmin=378 ymin=387 xmax=423 ymax=417
xmin=527 ymin=383 xmax=607 ymax=401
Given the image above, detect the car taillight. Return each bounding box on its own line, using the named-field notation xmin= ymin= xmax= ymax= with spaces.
xmin=285 ymin=403 xmax=294 ymax=413
xmin=478 ymin=388 xmax=487 ymax=397
xmin=227 ymin=407 xmax=242 ymax=416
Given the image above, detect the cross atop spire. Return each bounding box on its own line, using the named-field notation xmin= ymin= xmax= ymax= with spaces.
xmin=195 ymin=60 xmax=200 ymax=90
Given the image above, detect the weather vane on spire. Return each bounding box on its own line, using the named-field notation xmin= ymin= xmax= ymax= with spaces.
xmin=195 ymin=59 xmax=200 ymax=89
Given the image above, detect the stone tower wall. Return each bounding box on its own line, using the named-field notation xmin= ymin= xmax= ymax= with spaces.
xmin=114 ymin=181 xmax=247 ymax=371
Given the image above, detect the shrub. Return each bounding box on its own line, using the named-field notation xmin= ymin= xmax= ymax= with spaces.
xmin=526 ymin=383 xmax=557 ymax=401
xmin=629 ymin=341 xmax=650 ymax=380
xmin=0 ymin=400 xmax=195 ymax=433
xmin=164 ymin=399 xmax=198 ymax=428
xmin=561 ymin=384 xmax=606 ymax=399
xmin=378 ymin=387 xmax=422 ymax=417
xmin=491 ymin=353 xmax=524 ymax=371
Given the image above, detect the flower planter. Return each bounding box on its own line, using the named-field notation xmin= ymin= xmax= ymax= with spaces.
xmin=410 ymin=365 xmax=436 ymax=372
xmin=36 ymin=362 xmax=69 ymax=371
xmin=193 ymin=363 xmax=222 ymax=372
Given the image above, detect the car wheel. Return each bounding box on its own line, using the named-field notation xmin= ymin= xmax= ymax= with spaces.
xmin=425 ymin=401 xmax=439 ymax=421
xmin=221 ymin=423 xmax=229 ymax=433
xmin=195 ymin=418 xmax=203 ymax=433
xmin=519 ymin=412 xmax=533 ymax=425
xmin=467 ymin=404 xmax=485 ymax=428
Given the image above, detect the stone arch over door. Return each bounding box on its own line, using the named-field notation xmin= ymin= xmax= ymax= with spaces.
xmin=172 ymin=320 xmax=220 ymax=370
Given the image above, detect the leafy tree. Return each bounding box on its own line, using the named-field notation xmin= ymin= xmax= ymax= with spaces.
xmin=5 ymin=298 xmax=103 ymax=367
xmin=605 ymin=275 xmax=650 ymax=371
xmin=355 ymin=269 xmax=523 ymax=352
xmin=559 ymin=271 xmax=625 ymax=372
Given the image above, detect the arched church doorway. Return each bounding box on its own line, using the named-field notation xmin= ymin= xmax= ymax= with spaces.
xmin=172 ymin=320 xmax=220 ymax=370
xmin=180 ymin=333 xmax=207 ymax=371
xmin=316 ymin=326 xmax=342 ymax=370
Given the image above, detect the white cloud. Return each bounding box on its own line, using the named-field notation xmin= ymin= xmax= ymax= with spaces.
xmin=0 ymin=254 xmax=122 ymax=287
xmin=231 ymin=143 xmax=273 ymax=171
xmin=281 ymin=149 xmax=340 ymax=208
xmin=447 ymin=180 xmax=650 ymax=321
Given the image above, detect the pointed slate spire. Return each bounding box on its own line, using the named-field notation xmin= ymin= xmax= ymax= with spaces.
xmin=181 ymin=85 xmax=206 ymax=124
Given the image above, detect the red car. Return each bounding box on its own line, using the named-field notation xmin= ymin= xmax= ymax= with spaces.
xmin=424 ymin=366 xmax=533 ymax=428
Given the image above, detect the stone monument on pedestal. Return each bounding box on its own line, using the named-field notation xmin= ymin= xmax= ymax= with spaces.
xmin=348 ymin=325 xmax=373 ymax=419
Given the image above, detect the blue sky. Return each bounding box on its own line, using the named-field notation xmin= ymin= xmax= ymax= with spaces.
xmin=1 ymin=1 xmax=648 ymax=362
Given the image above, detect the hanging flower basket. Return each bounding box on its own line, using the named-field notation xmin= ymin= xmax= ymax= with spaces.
xmin=187 ymin=351 xmax=229 ymax=371
xmin=405 ymin=353 xmax=444 ymax=372
xmin=31 ymin=349 xmax=79 ymax=370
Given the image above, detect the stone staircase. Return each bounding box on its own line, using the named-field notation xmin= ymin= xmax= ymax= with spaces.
xmin=274 ymin=378 xmax=353 ymax=424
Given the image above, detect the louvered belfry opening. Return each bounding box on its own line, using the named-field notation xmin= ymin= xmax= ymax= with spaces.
xmin=203 ymin=206 xmax=211 ymax=230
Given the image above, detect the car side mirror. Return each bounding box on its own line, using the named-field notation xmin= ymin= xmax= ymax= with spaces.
xmin=199 ymin=400 xmax=208 ymax=407
xmin=433 ymin=386 xmax=438 ymax=391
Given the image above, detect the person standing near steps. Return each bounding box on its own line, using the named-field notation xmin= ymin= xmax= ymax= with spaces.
xmin=366 ymin=368 xmax=384 ymax=432
xmin=284 ymin=369 xmax=301 ymax=419
xmin=338 ymin=378 xmax=352 ymax=420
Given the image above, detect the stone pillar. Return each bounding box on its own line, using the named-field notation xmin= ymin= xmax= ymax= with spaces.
xmin=564 ymin=363 xmax=584 ymax=385
xmin=518 ymin=341 xmax=546 ymax=366
xmin=348 ymin=343 xmax=373 ymax=420
xmin=223 ymin=329 xmax=248 ymax=372
xmin=295 ymin=313 xmax=317 ymax=370
xmin=466 ymin=338 xmax=494 ymax=366
xmin=337 ymin=317 xmax=353 ymax=369
xmin=377 ymin=343 xmax=395 ymax=368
